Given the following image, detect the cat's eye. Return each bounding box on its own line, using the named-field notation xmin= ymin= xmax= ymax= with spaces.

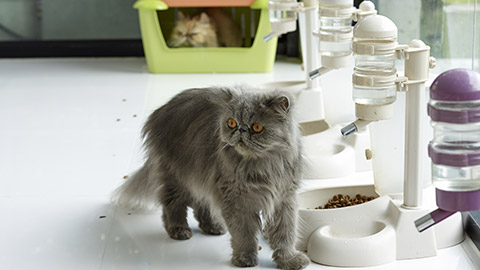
xmin=227 ymin=118 xmax=237 ymax=129
xmin=252 ymin=123 xmax=263 ymax=133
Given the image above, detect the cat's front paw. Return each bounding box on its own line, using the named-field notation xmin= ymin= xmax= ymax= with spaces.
xmin=199 ymin=221 xmax=227 ymax=235
xmin=167 ymin=226 xmax=193 ymax=240
xmin=274 ymin=251 xmax=310 ymax=270
xmin=231 ymin=253 xmax=258 ymax=267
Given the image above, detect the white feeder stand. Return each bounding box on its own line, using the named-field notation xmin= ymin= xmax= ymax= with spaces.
xmin=398 ymin=40 xmax=438 ymax=208
xmin=300 ymin=0 xmax=376 ymax=179
xmin=263 ymin=0 xmax=330 ymax=133
xmin=297 ymin=14 xmax=464 ymax=267
xmin=262 ymin=0 xmax=378 ymax=179
xmin=341 ymin=15 xmax=438 ymax=209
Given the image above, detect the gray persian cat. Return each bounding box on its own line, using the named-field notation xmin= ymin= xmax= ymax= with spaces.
xmin=112 ymin=86 xmax=309 ymax=270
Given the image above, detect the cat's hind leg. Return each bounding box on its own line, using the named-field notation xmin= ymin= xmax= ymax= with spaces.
xmin=193 ymin=202 xmax=227 ymax=235
xmin=160 ymin=177 xmax=193 ymax=240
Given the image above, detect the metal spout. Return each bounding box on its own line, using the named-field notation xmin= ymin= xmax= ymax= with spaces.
xmin=341 ymin=119 xmax=373 ymax=138
xmin=263 ymin=32 xmax=278 ymax=42
xmin=341 ymin=123 xmax=358 ymax=137
xmin=308 ymin=67 xmax=333 ymax=80
xmin=414 ymin=208 xmax=456 ymax=233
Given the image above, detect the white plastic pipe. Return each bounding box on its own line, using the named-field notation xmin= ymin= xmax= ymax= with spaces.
xmin=403 ymin=81 xmax=425 ymax=208
xmin=303 ymin=0 xmax=320 ymax=89
xmin=402 ymin=40 xmax=431 ymax=208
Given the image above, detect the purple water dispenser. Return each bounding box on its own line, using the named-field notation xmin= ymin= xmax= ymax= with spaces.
xmin=415 ymin=68 xmax=480 ymax=232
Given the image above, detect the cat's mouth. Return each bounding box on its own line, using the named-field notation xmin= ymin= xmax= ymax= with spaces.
xmin=235 ymin=140 xmax=248 ymax=149
xmin=234 ymin=142 xmax=252 ymax=156
xmin=234 ymin=139 xmax=263 ymax=157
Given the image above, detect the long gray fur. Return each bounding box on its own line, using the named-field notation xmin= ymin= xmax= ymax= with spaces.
xmin=112 ymin=85 xmax=309 ymax=269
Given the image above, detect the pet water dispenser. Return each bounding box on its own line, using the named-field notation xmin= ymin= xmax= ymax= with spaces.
xmin=263 ymin=0 xmax=377 ymax=179
xmin=415 ymin=68 xmax=480 ymax=232
xmin=309 ymin=0 xmax=375 ymax=79
xmin=264 ymin=0 xmax=303 ymax=42
xmin=296 ymin=14 xmax=465 ymax=267
xmin=263 ymin=0 xmax=324 ymax=132
xmin=300 ymin=0 xmax=377 ymax=179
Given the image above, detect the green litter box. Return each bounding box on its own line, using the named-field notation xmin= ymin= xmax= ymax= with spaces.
xmin=134 ymin=0 xmax=278 ymax=73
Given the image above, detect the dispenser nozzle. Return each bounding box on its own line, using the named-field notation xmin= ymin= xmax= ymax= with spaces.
xmin=263 ymin=32 xmax=279 ymax=42
xmin=308 ymin=67 xmax=333 ymax=80
xmin=341 ymin=123 xmax=358 ymax=137
xmin=341 ymin=119 xmax=373 ymax=137
xmin=414 ymin=208 xmax=456 ymax=233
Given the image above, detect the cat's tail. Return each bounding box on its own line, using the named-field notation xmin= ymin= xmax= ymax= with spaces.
xmin=111 ymin=164 xmax=161 ymax=211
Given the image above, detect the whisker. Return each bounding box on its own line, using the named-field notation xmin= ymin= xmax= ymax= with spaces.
xmin=218 ymin=143 xmax=230 ymax=153
xmin=250 ymin=140 xmax=265 ymax=150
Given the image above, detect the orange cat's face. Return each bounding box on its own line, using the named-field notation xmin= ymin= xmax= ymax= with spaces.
xmin=168 ymin=12 xmax=218 ymax=48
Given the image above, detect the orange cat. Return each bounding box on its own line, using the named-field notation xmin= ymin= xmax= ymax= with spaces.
xmin=168 ymin=9 xmax=242 ymax=48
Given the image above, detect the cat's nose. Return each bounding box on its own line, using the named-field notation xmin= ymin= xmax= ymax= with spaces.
xmin=238 ymin=125 xmax=248 ymax=133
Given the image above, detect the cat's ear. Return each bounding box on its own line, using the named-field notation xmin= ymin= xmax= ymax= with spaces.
xmin=278 ymin=96 xmax=290 ymax=113
xmin=178 ymin=11 xmax=185 ymax=20
xmin=264 ymin=95 xmax=291 ymax=114
xmin=199 ymin=12 xmax=210 ymax=24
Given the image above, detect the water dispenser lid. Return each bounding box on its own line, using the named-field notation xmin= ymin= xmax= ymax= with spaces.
xmin=319 ymin=0 xmax=353 ymax=7
xmin=428 ymin=69 xmax=480 ymax=123
xmin=429 ymin=143 xmax=480 ymax=167
xmin=436 ymin=189 xmax=480 ymax=212
xmin=430 ymin=68 xmax=480 ymax=101
xmin=353 ymin=15 xmax=397 ymax=39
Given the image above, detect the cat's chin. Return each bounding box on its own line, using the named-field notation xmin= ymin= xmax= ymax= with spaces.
xmin=234 ymin=142 xmax=260 ymax=158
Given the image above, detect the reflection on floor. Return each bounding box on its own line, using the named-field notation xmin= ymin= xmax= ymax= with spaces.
xmin=0 ymin=58 xmax=476 ymax=269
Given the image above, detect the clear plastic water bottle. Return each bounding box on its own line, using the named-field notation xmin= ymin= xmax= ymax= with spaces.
xmin=414 ymin=68 xmax=480 ymax=233
xmin=428 ymin=68 xmax=480 ymax=192
xmin=317 ymin=0 xmax=355 ymax=58
xmin=309 ymin=0 xmax=376 ymax=80
xmin=268 ymin=0 xmax=298 ymax=23
xmin=352 ymin=15 xmax=398 ymax=105
xmin=264 ymin=0 xmax=300 ymax=42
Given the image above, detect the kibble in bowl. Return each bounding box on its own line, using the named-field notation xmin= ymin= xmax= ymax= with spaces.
xmin=315 ymin=193 xmax=376 ymax=209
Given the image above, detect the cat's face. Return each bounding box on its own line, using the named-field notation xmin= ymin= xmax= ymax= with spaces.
xmin=219 ymin=93 xmax=293 ymax=158
xmin=168 ymin=12 xmax=217 ymax=48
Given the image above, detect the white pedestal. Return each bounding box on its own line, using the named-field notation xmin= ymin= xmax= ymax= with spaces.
xmin=297 ymin=184 xmax=465 ymax=267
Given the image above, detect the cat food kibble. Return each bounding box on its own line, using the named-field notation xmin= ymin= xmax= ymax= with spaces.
xmin=314 ymin=193 xmax=375 ymax=209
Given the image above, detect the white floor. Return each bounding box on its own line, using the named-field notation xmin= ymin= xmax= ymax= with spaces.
xmin=0 ymin=58 xmax=477 ymax=270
